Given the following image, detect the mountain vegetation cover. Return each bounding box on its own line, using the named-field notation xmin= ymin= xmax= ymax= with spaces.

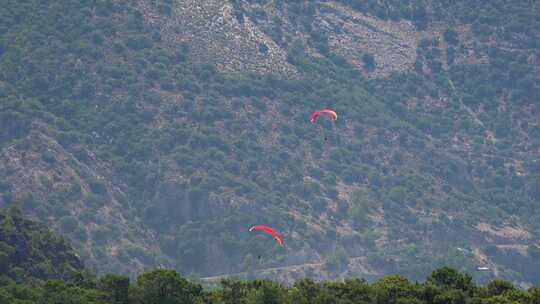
xmin=2 ymin=266 xmax=540 ymax=303
xmin=0 ymin=0 xmax=539 ymax=287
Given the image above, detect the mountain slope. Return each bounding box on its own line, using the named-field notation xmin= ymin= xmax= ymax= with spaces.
xmin=0 ymin=0 xmax=539 ymax=286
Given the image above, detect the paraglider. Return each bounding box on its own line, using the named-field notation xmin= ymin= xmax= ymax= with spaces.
xmin=249 ymin=225 xmax=284 ymax=246
xmin=309 ymin=109 xmax=337 ymax=122
xmin=310 ymin=109 xmax=337 ymax=141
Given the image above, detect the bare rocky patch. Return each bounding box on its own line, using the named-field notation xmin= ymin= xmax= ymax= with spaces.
xmin=321 ymin=2 xmax=420 ymax=77
xmin=136 ymin=0 xmax=296 ymax=76
xmin=476 ymin=222 xmax=531 ymax=240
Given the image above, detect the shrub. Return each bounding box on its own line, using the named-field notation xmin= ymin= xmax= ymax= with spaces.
xmin=89 ymin=180 xmax=107 ymax=196
xmin=42 ymin=150 xmax=56 ymax=164
xmin=126 ymin=36 xmax=153 ymax=50
xmin=59 ymin=216 xmax=78 ymax=233
xmin=92 ymin=227 xmax=110 ymax=245
xmin=362 ymin=53 xmax=376 ymax=71
xmin=444 ymin=29 xmax=459 ymax=45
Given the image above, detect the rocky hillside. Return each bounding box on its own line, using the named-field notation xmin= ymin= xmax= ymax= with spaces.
xmin=0 ymin=0 xmax=539 ymax=286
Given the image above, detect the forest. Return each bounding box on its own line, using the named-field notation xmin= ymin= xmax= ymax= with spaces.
xmin=1 ymin=267 xmax=540 ymax=303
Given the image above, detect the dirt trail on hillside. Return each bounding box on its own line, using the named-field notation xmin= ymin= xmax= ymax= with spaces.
xmin=201 ymin=255 xmax=376 ymax=282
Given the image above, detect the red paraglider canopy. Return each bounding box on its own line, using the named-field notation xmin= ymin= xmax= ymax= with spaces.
xmin=249 ymin=225 xmax=284 ymax=246
xmin=310 ymin=109 xmax=337 ymax=122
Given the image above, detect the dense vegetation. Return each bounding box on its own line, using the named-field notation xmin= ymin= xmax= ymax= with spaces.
xmin=1 ymin=266 xmax=540 ymax=303
xmin=0 ymin=0 xmax=539 ymax=286
xmin=0 ymin=207 xmax=84 ymax=282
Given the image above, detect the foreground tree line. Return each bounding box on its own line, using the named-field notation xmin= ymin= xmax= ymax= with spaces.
xmin=1 ymin=267 xmax=539 ymax=303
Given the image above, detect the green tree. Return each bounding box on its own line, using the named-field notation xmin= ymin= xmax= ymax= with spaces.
xmin=427 ymin=267 xmax=474 ymax=293
xmin=245 ymin=281 xmax=282 ymax=304
xmin=373 ymin=275 xmax=418 ymax=304
xmin=529 ymin=287 xmax=540 ymax=304
xmin=132 ymin=269 xmax=202 ymax=304
xmin=0 ymin=252 xmax=8 ymax=274
xmin=98 ymin=274 xmax=130 ymax=304
xmin=433 ymin=289 xmax=466 ymax=304
xmin=220 ymin=278 xmax=248 ymax=304
xmin=289 ymin=279 xmax=320 ymax=304
xmin=486 ymin=280 xmax=514 ymax=297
